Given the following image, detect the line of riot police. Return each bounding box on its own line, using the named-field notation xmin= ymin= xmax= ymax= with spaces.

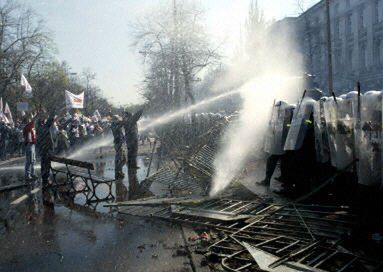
xmin=261 ymin=88 xmax=382 ymax=198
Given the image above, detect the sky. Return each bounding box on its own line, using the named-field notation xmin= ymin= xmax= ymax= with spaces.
xmin=23 ymin=0 xmax=319 ymax=106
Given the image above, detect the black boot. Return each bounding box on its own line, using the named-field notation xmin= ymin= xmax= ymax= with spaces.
xmin=257 ymin=178 xmax=270 ymax=186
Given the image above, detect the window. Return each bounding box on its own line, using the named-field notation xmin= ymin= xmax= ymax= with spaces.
xmin=347 ymin=48 xmax=353 ymax=71
xmin=379 ymin=0 xmax=383 ymax=22
xmin=346 ymin=14 xmax=352 ymax=35
xmin=374 ymin=38 xmax=382 ymax=65
xmin=359 ymin=43 xmax=367 ymax=70
xmin=334 ymin=49 xmax=342 ymax=73
xmin=334 ymin=18 xmax=340 ymax=37
xmin=359 ymin=7 xmax=365 ymax=29
xmin=334 ymin=3 xmax=339 ymax=15
xmin=380 ymin=39 xmax=383 ymax=64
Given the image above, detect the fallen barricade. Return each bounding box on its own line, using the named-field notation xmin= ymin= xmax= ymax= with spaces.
xmin=108 ymin=196 xmax=382 ymax=272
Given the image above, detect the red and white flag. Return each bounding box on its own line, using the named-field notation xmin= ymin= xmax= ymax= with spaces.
xmin=65 ymin=90 xmax=84 ymax=109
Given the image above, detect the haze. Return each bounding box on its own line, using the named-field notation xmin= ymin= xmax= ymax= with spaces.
xmin=25 ymin=0 xmax=319 ymax=106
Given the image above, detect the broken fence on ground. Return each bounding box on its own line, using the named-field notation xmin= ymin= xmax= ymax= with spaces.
xmin=107 ymin=196 xmax=382 ymax=271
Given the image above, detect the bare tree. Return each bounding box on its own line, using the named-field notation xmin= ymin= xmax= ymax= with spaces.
xmin=133 ymin=0 xmax=220 ymax=113
xmin=0 ymin=0 xmax=52 ymax=96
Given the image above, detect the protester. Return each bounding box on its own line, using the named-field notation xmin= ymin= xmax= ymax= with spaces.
xmin=123 ymin=109 xmax=143 ymax=170
xmin=56 ymin=128 xmax=70 ymax=155
xmin=39 ymin=116 xmax=55 ymax=186
xmin=111 ymin=114 xmax=126 ymax=179
xmin=0 ymin=108 xmax=115 ymax=161
xmin=23 ymin=115 xmax=37 ymax=181
xmin=0 ymin=121 xmax=9 ymax=160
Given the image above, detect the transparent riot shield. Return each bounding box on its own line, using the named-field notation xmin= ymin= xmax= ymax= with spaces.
xmin=323 ymin=97 xmax=338 ymax=167
xmin=284 ymin=97 xmax=317 ymax=151
xmin=355 ymin=91 xmax=382 ymax=186
xmin=282 ymin=104 xmax=295 ymax=146
xmin=313 ymin=97 xmax=330 ymax=163
xmin=264 ymin=101 xmax=289 ymax=155
xmin=324 ymin=92 xmax=358 ymax=170
xmin=335 ymin=91 xmax=358 ymax=170
xmin=305 ymin=88 xmax=324 ymax=101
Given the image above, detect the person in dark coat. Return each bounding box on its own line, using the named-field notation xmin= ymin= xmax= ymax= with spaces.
xmin=111 ymin=115 xmax=126 ymax=179
xmin=123 ymin=109 xmax=143 ymax=170
xmin=39 ymin=116 xmax=54 ymax=186
xmin=0 ymin=122 xmax=8 ymax=160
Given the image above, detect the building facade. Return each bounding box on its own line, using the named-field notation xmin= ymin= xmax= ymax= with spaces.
xmin=298 ymin=0 xmax=383 ymax=93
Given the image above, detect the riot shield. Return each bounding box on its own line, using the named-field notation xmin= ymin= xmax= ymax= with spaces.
xmin=354 ymin=91 xmax=382 ymax=186
xmin=305 ymin=88 xmax=324 ymax=101
xmin=335 ymin=91 xmax=358 ymax=170
xmin=323 ymin=97 xmax=338 ymax=167
xmin=264 ymin=101 xmax=284 ymax=155
xmin=264 ymin=101 xmax=294 ymax=155
xmin=284 ymin=97 xmax=317 ymax=151
xmin=324 ymin=92 xmax=358 ymax=170
xmin=313 ymin=97 xmax=330 ymax=163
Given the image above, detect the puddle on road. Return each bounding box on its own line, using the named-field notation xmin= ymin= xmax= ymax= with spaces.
xmin=0 ymin=148 xmax=160 ymax=220
xmin=0 ymin=147 xmax=195 ymax=272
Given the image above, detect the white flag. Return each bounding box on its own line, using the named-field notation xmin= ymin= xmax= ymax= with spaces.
xmin=4 ymin=102 xmax=13 ymax=125
xmin=21 ymin=74 xmax=32 ymax=93
xmin=93 ymin=109 xmax=102 ymax=121
xmin=65 ymin=90 xmax=84 ymax=109
xmin=0 ymin=112 xmax=9 ymax=123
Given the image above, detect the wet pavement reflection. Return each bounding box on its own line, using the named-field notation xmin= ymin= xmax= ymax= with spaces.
xmin=0 ymin=147 xmax=195 ymax=272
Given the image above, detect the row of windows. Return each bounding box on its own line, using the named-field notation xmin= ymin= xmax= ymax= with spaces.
xmin=309 ymin=39 xmax=383 ymax=73
xmin=309 ymin=0 xmax=383 ymax=30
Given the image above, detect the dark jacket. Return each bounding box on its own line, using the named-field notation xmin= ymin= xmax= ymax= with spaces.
xmin=39 ymin=118 xmax=54 ymax=156
xmin=123 ymin=110 xmax=143 ymax=145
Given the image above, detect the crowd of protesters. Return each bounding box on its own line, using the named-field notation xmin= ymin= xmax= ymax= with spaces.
xmin=0 ymin=110 xmax=111 ymax=162
xmin=0 ymin=121 xmax=25 ymax=160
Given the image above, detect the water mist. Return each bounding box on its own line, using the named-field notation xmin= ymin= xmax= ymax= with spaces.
xmin=210 ymin=20 xmax=304 ymax=196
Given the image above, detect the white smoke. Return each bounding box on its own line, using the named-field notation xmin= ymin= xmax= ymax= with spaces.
xmin=210 ymin=17 xmax=304 ymax=196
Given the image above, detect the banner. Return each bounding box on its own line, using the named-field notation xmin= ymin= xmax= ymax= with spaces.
xmin=65 ymin=90 xmax=84 ymax=109
xmin=16 ymin=102 xmax=29 ymax=112
xmin=0 ymin=97 xmax=3 ymax=113
xmin=4 ymin=102 xmax=13 ymax=125
xmin=21 ymin=74 xmax=32 ymax=93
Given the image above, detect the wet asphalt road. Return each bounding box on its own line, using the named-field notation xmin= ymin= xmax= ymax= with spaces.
xmin=0 ymin=145 xmax=199 ymax=272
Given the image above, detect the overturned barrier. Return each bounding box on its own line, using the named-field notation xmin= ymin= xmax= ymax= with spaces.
xmin=112 ymin=195 xmax=381 ymax=272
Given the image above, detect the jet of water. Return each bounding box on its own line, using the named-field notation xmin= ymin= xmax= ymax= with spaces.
xmin=66 ymin=89 xmax=242 ymax=158
xmin=67 ymin=135 xmax=113 ymax=159
xmin=0 ymin=165 xmax=41 ymax=172
xmin=139 ymin=89 xmax=242 ymax=131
